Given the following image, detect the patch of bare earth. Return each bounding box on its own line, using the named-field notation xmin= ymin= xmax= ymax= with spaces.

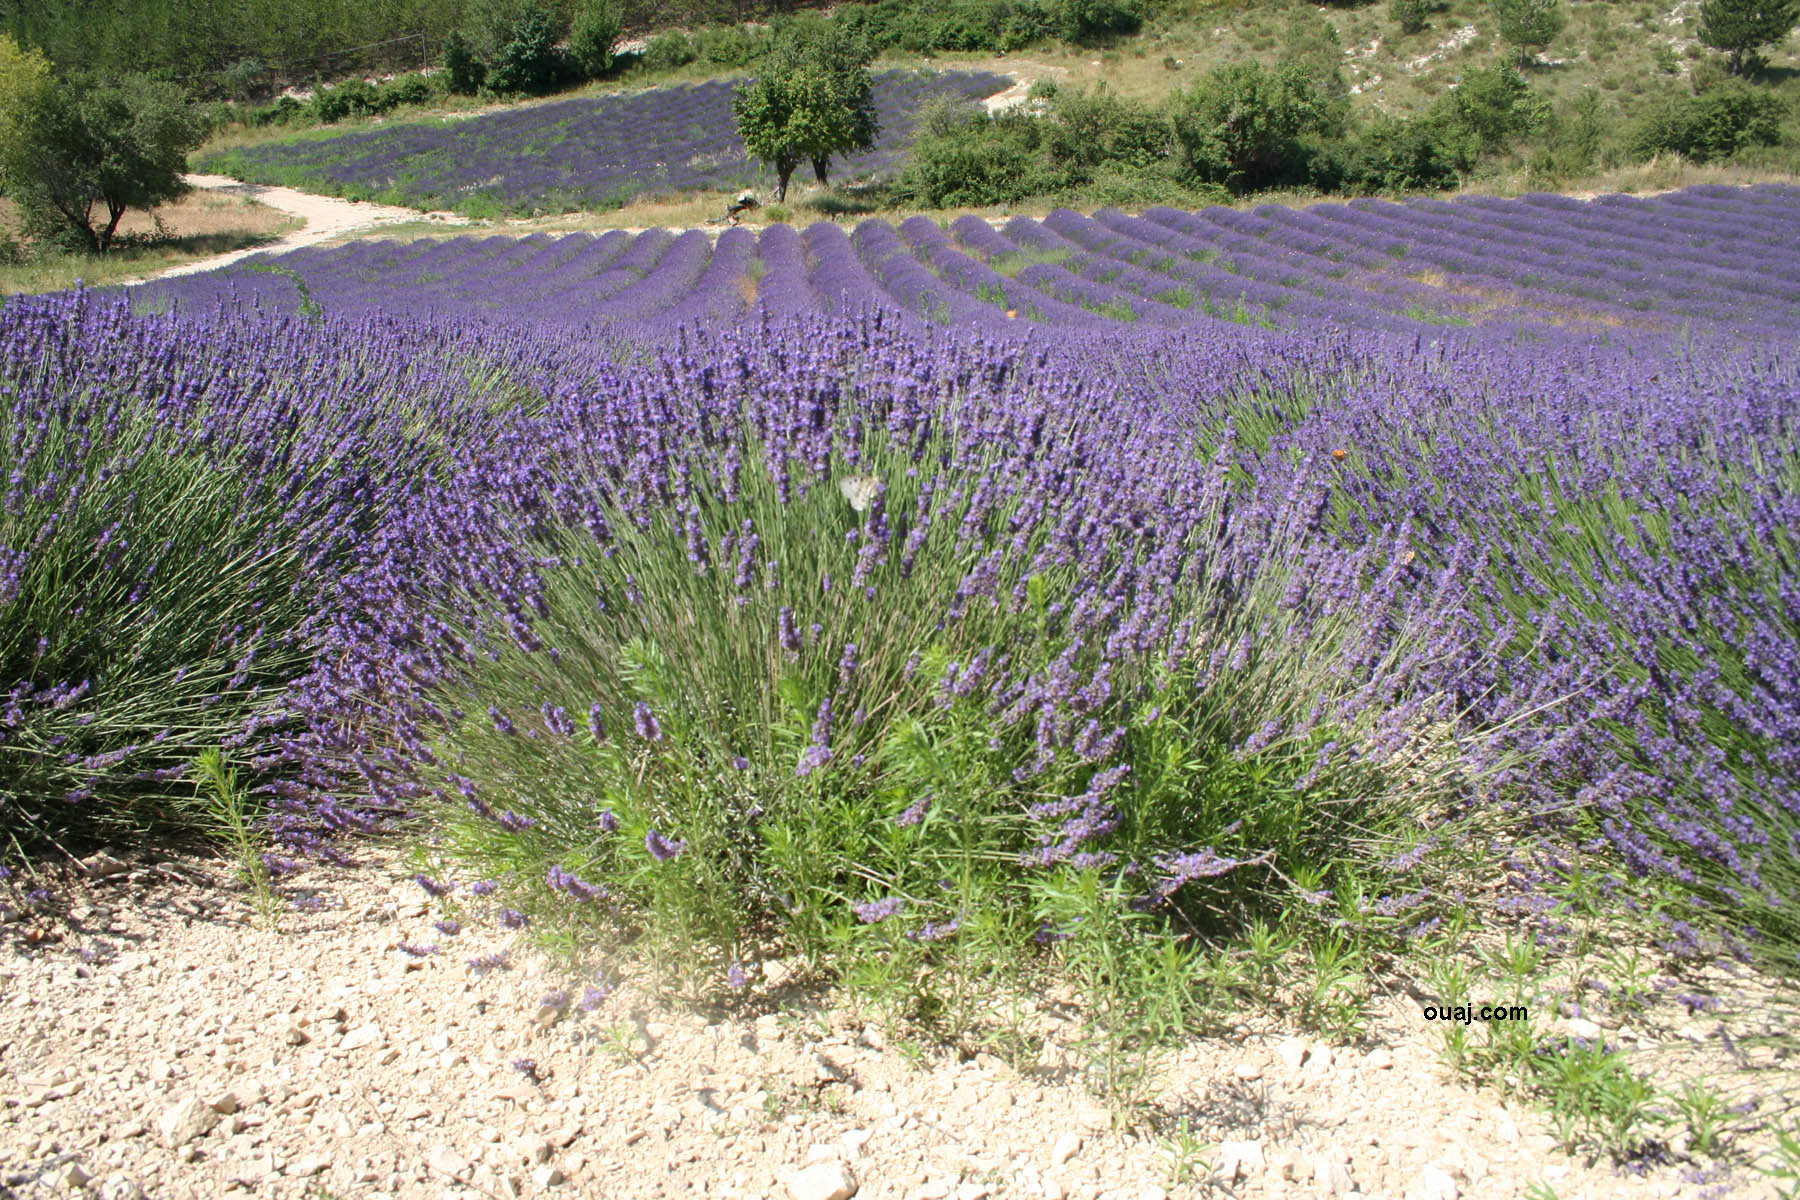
xmin=3 ymin=846 xmax=1795 ymax=1200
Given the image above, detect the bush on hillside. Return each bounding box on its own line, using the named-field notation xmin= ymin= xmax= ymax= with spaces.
xmin=486 ymin=4 xmax=573 ymax=95
xmin=1630 ymin=80 xmax=1786 ymax=161
xmin=570 ymin=0 xmax=623 ymax=78
xmin=442 ymin=30 xmax=488 ymax=94
xmin=1168 ymin=61 xmax=1344 ymax=193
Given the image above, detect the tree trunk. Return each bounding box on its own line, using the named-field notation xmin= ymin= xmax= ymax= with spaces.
xmin=775 ymin=161 xmax=794 ymax=203
xmin=811 ymin=156 xmax=829 ymax=185
xmin=98 ymin=203 xmax=127 ymax=254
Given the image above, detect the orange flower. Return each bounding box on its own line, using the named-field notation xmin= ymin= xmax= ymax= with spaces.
xmin=1332 ymin=448 xmax=1348 ymax=461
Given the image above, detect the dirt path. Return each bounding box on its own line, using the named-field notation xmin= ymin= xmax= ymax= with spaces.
xmin=147 ymin=175 xmax=468 ymax=281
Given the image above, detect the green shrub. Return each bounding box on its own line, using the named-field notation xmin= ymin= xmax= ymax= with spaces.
xmin=1438 ymin=62 xmax=1548 ymax=151
xmin=1324 ymin=115 xmax=1468 ymax=192
xmin=570 ymin=0 xmax=623 ymax=78
xmin=486 ymin=3 xmax=571 ymax=95
xmin=1169 ymin=61 xmax=1343 ymax=193
xmin=441 ymin=30 xmax=487 ymax=94
xmin=217 ymin=58 xmax=267 ymax=102
xmin=1390 ymin=0 xmax=1432 ymax=33
xmin=250 ymin=95 xmax=307 ymax=126
xmin=641 ymin=31 xmax=698 ymax=71
xmin=693 ymin=24 xmax=768 ymax=66
xmin=1630 ymin=80 xmax=1786 ymax=161
xmin=378 ymin=73 xmax=436 ymax=110
xmin=311 ymin=78 xmax=381 ymax=123
xmin=1051 ymin=0 xmax=1143 ymax=42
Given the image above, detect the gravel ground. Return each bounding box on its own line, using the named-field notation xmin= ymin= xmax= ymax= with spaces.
xmin=1 ymin=845 xmax=1793 ymax=1200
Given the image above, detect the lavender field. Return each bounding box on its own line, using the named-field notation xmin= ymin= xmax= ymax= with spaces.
xmin=196 ymin=70 xmax=1010 ymax=216
xmin=5 ymin=182 xmax=1798 ymax=1072
xmin=138 ymin=185 xmax=1800 ymax=344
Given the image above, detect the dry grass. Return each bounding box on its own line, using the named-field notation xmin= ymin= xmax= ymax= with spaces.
xmin=1 ymin=191 xmax=300 ymax=295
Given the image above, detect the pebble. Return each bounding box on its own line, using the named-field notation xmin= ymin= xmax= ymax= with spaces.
xmin=1218 ymin=1139 xmax=1265 ymax=1182
xmin=1052 ymin=1132 xmax=1083 ymax=1164
xmin=1409 ymin=1164 xmax=1460 ymax=1200
xmin=156 ymin=1095 xmax=219 ymax=1148
xmin=426 ymin=1145 xmax=472 ymax=1180
xmin=788 ymin=1161 xmax=858 ymax=1200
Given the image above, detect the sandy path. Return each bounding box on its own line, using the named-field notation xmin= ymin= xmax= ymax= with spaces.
xmin=147 ymin=175 xmax=468 ymax=281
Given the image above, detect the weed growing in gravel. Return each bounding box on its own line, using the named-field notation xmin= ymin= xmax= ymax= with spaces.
xmin=193 ymin=748 xmax=279 ymax=930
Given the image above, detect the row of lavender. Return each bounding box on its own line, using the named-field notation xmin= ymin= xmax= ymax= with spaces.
xmin=137 ymin=184 xmax=1800 ymax=344
xmin=196 ymin=71 xmax=1011 ymax=215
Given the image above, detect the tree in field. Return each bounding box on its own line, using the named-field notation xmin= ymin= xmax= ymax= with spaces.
xmin=1699 ymin=0 xmax=1800 ymax=74
xmin=1491 ymin=0 xmax=1567 ymax=64
xmin=0 ymin=59 xmax=206 ymax=255
xmin=733 ymin=24 xmax=878 ymax=203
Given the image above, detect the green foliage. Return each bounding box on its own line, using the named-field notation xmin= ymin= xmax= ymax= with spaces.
xmin=1528 ymin=90 xmax=1611 ymax=180
xmin=441 ymin=30 xmax=487 ymax=94
xmin=217 ymin=57 xmax=268 ymax=101
xmin=1051 ymin=0 xmax=1143 ymax=43
xmin=1169 ymin=61 xmax=1344 ymax=193
xmin=901 ymin=87 xmax=1186 ymax=207
xmin=1442 ymin=62 xmax=1549 ymax=151
xmin=1322 ymin=114 xmax=1468 ymax=193
xmin=193 ymin=749 xmax=280 ymax=930
xmin=1491 ymin=0 xmax=1568 ymax=60
xmin=1698 ymin=0 xmax=1800 ymax=74
xmin=569 ymin=0 xmax=622 ymax=79
xmin=1390 ymin=0 xmax=1433 ymax=34
xmin=1630 ymin=80 xmax=1786 ymax=161
xmin=733 ymin=22 xmax=877 ymax=201
xmin=311 ymin=78 xmax=380 ymax=122
xmin=486 ymin=3 xmax=572 ymax=95
xmin=691 ymin=25 xmax=770 ymax=67
xmin=639 ymin=31 xmax=697 ymax=71
xmin=1 ymin=70 xmax=205 ymax=254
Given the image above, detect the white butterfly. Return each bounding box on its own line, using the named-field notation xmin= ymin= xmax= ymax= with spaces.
xmin=838 ymin=473 xmax=881 ymax=513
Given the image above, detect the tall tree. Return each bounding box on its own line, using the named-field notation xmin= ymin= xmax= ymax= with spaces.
xmin=1491 ymin=0 xmax=1567 ymax=65
xmin=1699 ymin=0 xmax=1800 ymax=74
xmin=1 ymin=67 xmax=206 ymax=254
xmin=733 ymin=23 xmax=877 ymax=203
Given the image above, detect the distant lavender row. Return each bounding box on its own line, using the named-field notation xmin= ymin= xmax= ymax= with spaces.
xmin=137 ymin=184 xmax=1800 ymax=345
xmin=197 ymin=71 xmax=1010 ymax=215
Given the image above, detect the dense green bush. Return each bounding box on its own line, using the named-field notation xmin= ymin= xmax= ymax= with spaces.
xmin=311 ymin=78 xmax=381 ymax=122
xmin=692 ymin=24 xmax=767 ymax=66
xmin=569 ymin=0 xmax=622 ymax=78
xmin=1320 ymin=115 xmax=1466 ymax=192
xmin=640 ymin=31 xmax=698 ymax=71
xmin=1168 ymin=61 xmax=1344 ymax=193
xmin=1050 ymin=0 xmax=1143 ymax=42
xmin=1389 ymin=0 xmax=1433 ymax=34
xmin=486 ymin=4 xmax=572 ymax=95
xmin=442 ymin=30 xmax=487 ymax=94
xmin=1440 ymin=62 xmax=1548 ymax=151
xmin=1630 ymin=80 xmax=1786 ymax=161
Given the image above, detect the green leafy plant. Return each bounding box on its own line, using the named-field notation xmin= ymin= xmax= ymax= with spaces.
xmin=193 ymin=749 xmax=279 ymax=930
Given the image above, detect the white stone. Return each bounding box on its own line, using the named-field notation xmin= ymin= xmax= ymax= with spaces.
xmin=208 ymin=1090 xmax=240 ymax=1115
xmin=426 ymin=1145 xmax=472 ymax=1180
xmin=51 ymin=1160 xmax=91 ymax=1189
xmin=1364 ymin=1047 xmax=1394 ymax=1070
xmin=157 ymin=1095 xmax=219 ymax=1148
xmin=1277 ymin=1037 xmax=1310 ymax=1072
xmin=99 ymin=1175 xmax=145 ymax=1200
xmin=1052 ymin=1132 xmax=1083 ymax=1164
xmin=1232 ymin=1061 xmax=1263 ymax=1081
xmin=1218 ymin=1140 xmax=1265 ymax=1182
xmin=1311 ymin=1155 xmax=1354 ymax=1196
xmin=787 ymin=1160 xmax=858 ymax=1200
xmin=1408 ymin=1165 xmax=1460 ymax=1200
xmin=532 ymin=1164 xmax=567 ymax=1187
xmin=285 ymin=1155 xmax=330 ymax=1177
xmin=340 ymin=1023 xmax=383 ymax=1050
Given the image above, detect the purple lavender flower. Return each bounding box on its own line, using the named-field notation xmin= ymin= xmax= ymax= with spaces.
xmin=633 ymin=701 xmax=662 ymax=741
xmin=499 ymin=908 xmax=529 ymax=929
xmin=645 ymin=829 xmax=687 ymax=861
xmin=853 ymin=896 xmax=906 ymax=923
